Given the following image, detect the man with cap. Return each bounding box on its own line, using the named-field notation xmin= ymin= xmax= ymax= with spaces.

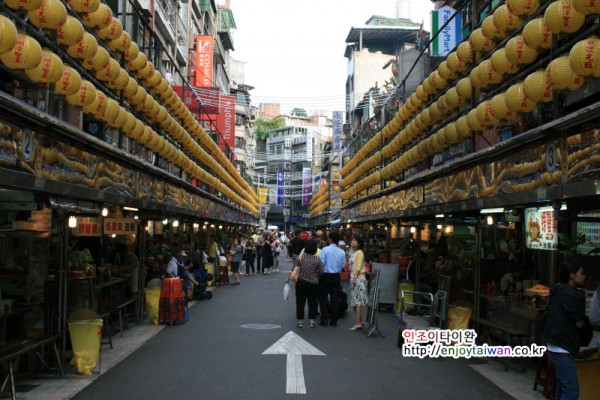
xmin=166 ymin=250 xmax=187 ymax=277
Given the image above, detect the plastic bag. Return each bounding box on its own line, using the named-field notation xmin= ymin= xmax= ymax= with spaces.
xmin=283 ymin=283 xmax=290 ymax=300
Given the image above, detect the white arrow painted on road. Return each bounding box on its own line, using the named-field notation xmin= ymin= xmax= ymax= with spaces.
xmin=262 ymin=331 xmax=325 ymax=394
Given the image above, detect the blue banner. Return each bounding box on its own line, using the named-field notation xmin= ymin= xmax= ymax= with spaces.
xmin=277 ymin=170 xmax=283 ymax=206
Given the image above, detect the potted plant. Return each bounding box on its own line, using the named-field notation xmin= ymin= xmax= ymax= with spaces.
xmin=68 ymin=249 xmax=95 ymax=277
xmin=458 ymin=249 xmax=476 ymax=279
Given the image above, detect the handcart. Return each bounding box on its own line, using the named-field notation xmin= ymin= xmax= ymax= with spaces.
xmin=397 ymin=277 xmax=451 ymax=348
xmin=192 ymin=268 xmax=213 ymax=300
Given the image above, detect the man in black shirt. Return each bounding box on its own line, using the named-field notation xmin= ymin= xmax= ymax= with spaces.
xmin=289 ymin=229 xmax=305 ymax=265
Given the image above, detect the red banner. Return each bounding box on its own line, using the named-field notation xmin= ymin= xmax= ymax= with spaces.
xmin=195 ymin=35 xmax=213 ymax=87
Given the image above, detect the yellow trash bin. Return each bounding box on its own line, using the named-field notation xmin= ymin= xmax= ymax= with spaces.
xmin=68 ymin=309 xmax=102 ymax=376
xmin=205 ymin=262 xmax=215 ymax=286
xmin=448 ymin=301 xmax=472 ymax=330
xmin=145 ymin=286 xmax=161 ymax=325
xmin=396 ymin=280 xmax=414 ymax=314
xmin=576 ymin=348 xmax=600 ymax=400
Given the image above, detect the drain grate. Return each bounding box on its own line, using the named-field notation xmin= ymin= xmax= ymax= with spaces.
xmin=240 ymin=323 xmax=281 ymax=330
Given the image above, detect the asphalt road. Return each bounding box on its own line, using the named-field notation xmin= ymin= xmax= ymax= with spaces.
xmin=74 ymin=254 xmax=514 ymax=400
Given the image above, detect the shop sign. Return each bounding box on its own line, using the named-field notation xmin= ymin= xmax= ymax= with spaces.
xmin=103 ymin=218 xmax=137 ymax=235
xmin=576 ymin=212 xmax=600 ymax=254
xmin=195 ymin=35 xmax=214 ymax=87
xmin=72 ymin=217 xmax=101 ymax=237
xmin=28 ymin=208 xmax=51 ymax=231
xmin=525 ymin=207 xmax=558 ymax=250
xmin=431 ymin=6 xmax=462 ymax=57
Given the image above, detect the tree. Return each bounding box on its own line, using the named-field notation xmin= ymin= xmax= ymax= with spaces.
xmin=254 ymin=117 xmax=286 ymax=140
xmin=290 ymin=107 xmax=307 ymax=117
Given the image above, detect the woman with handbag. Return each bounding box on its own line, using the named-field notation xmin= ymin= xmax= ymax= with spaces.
xmin=262 ymin=235 xmax=274 ymax=275
xmin=349 ymin=234 xmax=368 ymax=331
xmin=285 ymin=239 xmax=324 ymax=328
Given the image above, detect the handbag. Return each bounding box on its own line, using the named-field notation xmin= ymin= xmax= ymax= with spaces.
xmin=289 ymin=254 xmax=302 ymax=282
xmin=226 ymin=254 xmax=233 ymax=263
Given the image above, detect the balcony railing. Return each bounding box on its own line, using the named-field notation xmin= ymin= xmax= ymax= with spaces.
xmin=156 ymin=0 xmax=177 ymax=42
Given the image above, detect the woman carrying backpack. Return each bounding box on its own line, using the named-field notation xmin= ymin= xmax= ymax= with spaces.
xmin=349 ymin=234 xmax=368 ymax=331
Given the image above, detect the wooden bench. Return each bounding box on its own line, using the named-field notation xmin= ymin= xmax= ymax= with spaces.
xmin=0 ymin=335 xmax=63 ymax=400
xmin=471 ymin=316 xmax=530 ymax=371
xmin=111 ymin=295 xmax=138 ymax=337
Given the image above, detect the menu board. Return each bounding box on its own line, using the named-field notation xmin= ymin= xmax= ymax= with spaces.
xmin=525 ymin=207 xmax=558 ymax=250
xmin=72 ymin=217 xmax=101 ymax=237
xmin=577 ymin=212 xmax=600 ymax=255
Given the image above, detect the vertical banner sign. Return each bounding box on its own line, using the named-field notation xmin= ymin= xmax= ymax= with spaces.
xmin=306 ymin=131 xmax=313 ymax=161
xmin=332 ymin=111 xmax=343 ymax=153
xmin=217 ymin=94 xmax=236 ymax=152
xmin=258 ymin=187 xmax=268 ymax=204
xmin=525 ymin=208 xmax=558 ymax=250
xmin=431 ymin=6 xmax=461 ymax=57
xmin=277 ymin=170 xmax=283 ymax=206
xmin=195 ymin=36 xmax=214 ymax=87
xmin=302 ymin=168 xmax=312 ymax=206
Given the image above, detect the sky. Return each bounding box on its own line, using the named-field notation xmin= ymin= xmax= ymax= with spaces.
xmin=229 ymin=0 xmax=434 ymax=115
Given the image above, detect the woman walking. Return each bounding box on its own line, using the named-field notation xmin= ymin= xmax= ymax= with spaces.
xmin=285 ymin=239 xmax=323 ymax=328
xmin=349 ymin=234 xmax=368 ymax=331
xmin=262 ymin=234 xmax=274 ymax=274
xmin=244 ymin=237 xmax=256 ymax=276
xmin=229 ymin=238 xmax=243 ymax=285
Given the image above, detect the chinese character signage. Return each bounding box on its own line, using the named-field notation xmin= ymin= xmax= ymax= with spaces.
xmin=525 ymin=208 xmax=558 ymax=250
xmin=258 ymin=187 xmax=268 ymax=204
xmin=72 ymin=217 xmax=101 ymax=237
xmin=277 ymin=170 xmax=283 ymax=206
xmin=103 ymin=218 xmax=138 ymax=235
xmin=302 ymin=167 xmax=312 ymax=206
xmin=332 ymin=111 xmax=343 ymax=152
xmin=431 ymin=6 xmax=462 ymax=57
xmin=195 ymin=36 xmax=214 ymax=87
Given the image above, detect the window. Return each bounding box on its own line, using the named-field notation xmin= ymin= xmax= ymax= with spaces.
xmin=235 ymin=136 xmax=246 ymax=149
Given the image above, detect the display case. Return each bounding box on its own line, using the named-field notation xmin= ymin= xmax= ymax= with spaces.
xmin=0 ymin=232 xmax=49 ymax=303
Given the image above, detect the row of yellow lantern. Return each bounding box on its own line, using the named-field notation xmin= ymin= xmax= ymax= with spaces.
xmin=0 ymin=14 xmax=257 ymax=213
xmin=340 ymin=152 xmax=381 ymax=188
xmin=309 ymin=183 xmax=330 ymax=210
xmin=309 ymin=201 xmax=330 ymax=217
xmin=339 ymin=171 xmax=381 ymax=201
xmin=339 ymin=131 xmax=382 ymax=177
xmin=344 ymin=52 xmax=589 ymax=197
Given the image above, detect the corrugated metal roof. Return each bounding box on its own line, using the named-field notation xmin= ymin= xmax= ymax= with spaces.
xmin=219 ymin=8 xmax=237 ymax=30
xmin=345 ymin=26 xmax=421 ymax=44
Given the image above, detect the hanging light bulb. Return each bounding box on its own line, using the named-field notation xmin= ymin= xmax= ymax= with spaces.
xmin=68 ymin=216 xmax=77 ymax=228
xmin=437 ymin=224 xmax=443 ymax=230
xmin=134 ymin=215 xmax=139 ymax=220
xmin=162 ymin=218 xmax=168 ymax=225
xmin=102 ymin=207 xmax=108 ymax=217
xmin=487 ymin=216 xmax=494 ymax=225
xmin=172 ymin=220 xmax=179 ymax=228
xmin=219 ymin=225 xmax=223 ymax=230
xmin=410 ymin=227 xmax=417 ymax=233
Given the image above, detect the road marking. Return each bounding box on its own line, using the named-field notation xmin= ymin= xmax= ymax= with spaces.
xmin=262 ymin=331 xmax=325 ymax=394
xmin=240 ymin=323 xmax=281 ymax=330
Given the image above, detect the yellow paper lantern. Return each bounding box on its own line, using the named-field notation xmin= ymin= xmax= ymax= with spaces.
xmin=123 ymin=76 xmax=139 ymax=98
xmin=65 ymin=79 xmax=96 ymax=106
xmin=415 ymin=84 xmax=428 ymax=101
xmin=0 ymin=34 xmax=42 ymax=70
xmin=82 ymin=46 xmax=109 ymax=71
xmin=569 ymin=74 xmax=586 ymax=90
xmin=456 ymin=77 xmax=473 ymax=99
xmin=523 ymin=18 xmax=552 ymax=51
xmin=82 ymin=90 xmax=107 ymax=116
xmin=420 ymin=108 xmax=432 ymax=127
xmin=478 ymin=59 xmax=503 ymax=87
xmin=546 ymin=55 xmax=581 ymax=90
xmin=491 ymin=93 xmax=518 ymax=121
xmin=445 ymin=87 xmax=464 ymax=110
xmin=124 ymin=41 xmax=139 ymax=62
xmin=429 ymin=102 xmax=444 ymax=123
xmin=544 ymin=0 xmax=585 ymax=34
xmin=127 ymin=52 xmax=147 ymax=72
xmin=67 ymin=32 xmax=98 ymax=59
xmin=505 ymin=36 xmax=538 ymax=64
xmin=491 ymin=48 xmax=519 ymax=75
xmin=95 ymin=57 xmax=120 ymax=81
xmin=108 ymin=106 xmax=128 ymax=128
xmin=493 ymin=5 xmax=523 ymax=32
xmin=507 ymin=0 xmax=540 ymax=16
xmin=0 ymin=16 xmax=18 ymax=54
xmin=470 ymin=28 xmax=495 ymax=52
xmin=476 ymin=101 xmax=499 ymax=127
xmin=97 ymin=98 xmax=119 ymax=122
xmin=470 ymin=66 xmax=483 ymax=88
xmin=129 ymin=119 xmax=144 ymax=140
xmin=457 ymin=41 xmax=475 ymax=64
xmin=523 ymin=70 xmax=553 ymax=102
xmin=422 ymin=77 xmax=435 ymax=95
xmin=97 ymin=17 xmax=123 ymax=41
xmin=569 ymin=37 xmax=600 ymax=77
xmin=83 ymin=3 xmax=113 ymax=29
xmin=145 ymin=70 xmax=162 ymax=87
xmin=28 ymin=0 xmax=67 ymax=29
xmin=68 ymin=0 xmax=99 ymax=13
xmin=574 ymin=0 xmax=600 ymax=13
xmin=136 ymin=61 xmax=155 ymax=80
xmin=55 ymin=66 xmax=81 ymax=95
xmin=445 ymin=122 xmax=460 ymax=144
xmin=505 ymin=82 xmax=537 ymax=112
xmin=153 ymin=78 xmax=170 ymax=96
xmin=437 ymin=95 xmax=450 ymax=115
xmin=57 ymin=16 xmax=84 ymax=46
xmin=25 ymin=49 xmax=63 ymax=83
xmin=438 ymin=61 xmax=457 ymax=81
xmin=121 ymin=112 xmax=136 ymax=134
xmin=446 ymin=51 xmax=467 ymax=73
xmin=482 ymin=16 xmax=505 ymax=40
xmin=128 ymin=86 xmax=147 ymax=106
xmin=108 ymin=31 xmax=132 ymax=54
xmin=467 ymin=109 xmax=485 ymax=132
xmin=107 ymin=68 xmax=130 ymax=90
xmin=455 ymin=116 xmax=471 ymax=140
xmin=429 ymin=70 xmax=447 ymax=90
xmin=4 ymin=0 xmax=42 ymax=11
